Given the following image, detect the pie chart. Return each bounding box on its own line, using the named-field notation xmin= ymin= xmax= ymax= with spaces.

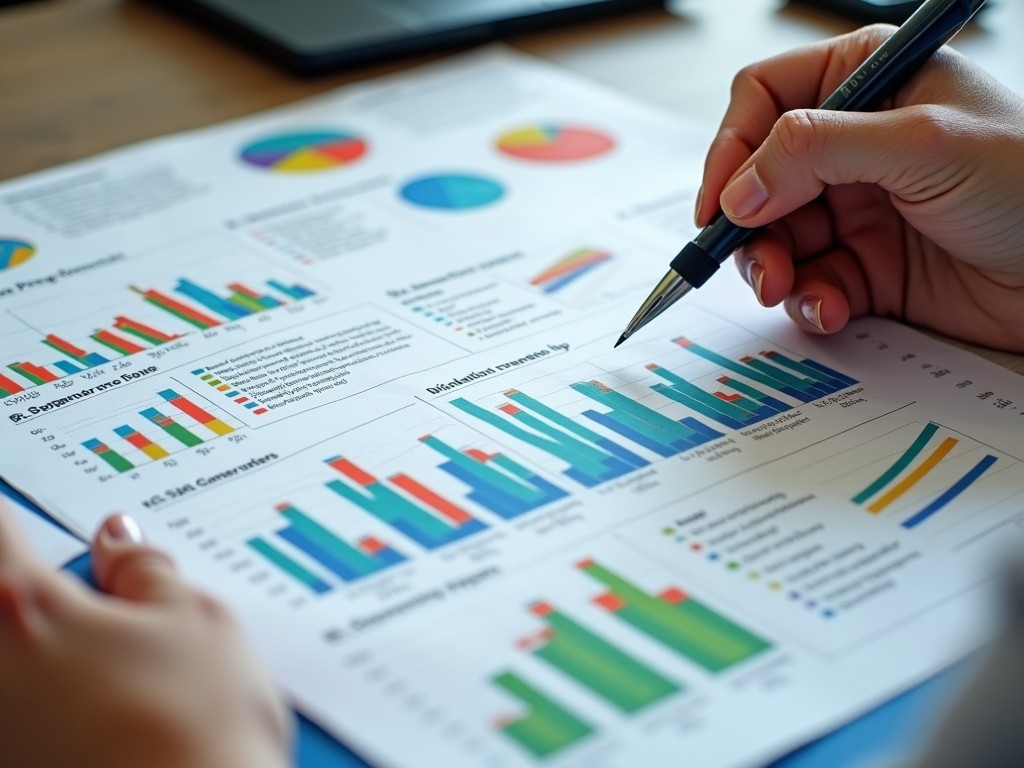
xmin=0 ymin=239 xmax=35 ymax=271
xmin=497 ymin=124 xmax=614 ymax=162
xmin=239 ymin=130 xmax=368 ymax=173
xmin=399 ymin=174 xmax=505 ymax=211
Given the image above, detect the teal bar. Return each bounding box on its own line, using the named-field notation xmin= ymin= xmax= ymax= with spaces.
xmin=572 ymin=381 xmax=697 ymax=443
xmin=326 ymin=478 xmax=455 ymax=542
xmin=647 ymin=367 xmax=758 ymax=422
xmin=506 ymin=389 xmax=620 ymax=446
xmin=279 ymin=506 xmax=377 ymax=577
xmin=761 ymin=351 xmax=842 ymax=387
xmin=452 ymin=397 xmax=612 ymax=479
xmin=421 ymin=436 xmax=541 ymax=504
xmin=247 ymin=538 xmax=331 ymax=594
xmin=742 ymin=357 xmax=821 ymax=392
xmin=680 ymin=341 xmax=803 ymax=394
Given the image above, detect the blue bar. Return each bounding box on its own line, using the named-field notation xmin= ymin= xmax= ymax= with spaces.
xmin=651 ymin=384 xmax=750 ymax=430
xmin=175 ymin=279 xmax=251 ymax=320
xmin=54 ymin=361 xmax=83 ymax=375
xmin=82 ymin=352 xmax=110 ymax=366
xmin=277 ymin=527 xmax=367 ymax=581
xmin=902 ymin=455 xmax=999 ymax=529
xmin=582 ymin=409 xmax=692 ymax=457
xmin=680 ymin=416 xmax=725 ymax=442
xmin=801 ymin=359 xmax=859 ymax=389
xmin=268 ymin=280 xmax=315 ymax=300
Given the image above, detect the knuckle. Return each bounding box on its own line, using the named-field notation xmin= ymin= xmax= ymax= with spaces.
xmin=904 ymin=105 xmax=960 ymax=155
xmin=771 ymin=109 xmax=823 ymax=163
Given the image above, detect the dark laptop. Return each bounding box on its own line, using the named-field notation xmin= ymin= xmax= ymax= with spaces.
xmin=149 ymin=0 xmax=667 ymax=75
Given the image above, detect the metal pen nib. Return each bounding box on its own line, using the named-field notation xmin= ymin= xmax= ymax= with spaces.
xmin=615 ymin=269 xmax=695 ymax=347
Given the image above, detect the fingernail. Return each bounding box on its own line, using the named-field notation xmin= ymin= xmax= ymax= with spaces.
xmin=750 ymin=261 xmax=766 ymax=307
xmin=102 ymin=514 xmax=144 ymax=544
xmin=693 ymin=185 xmax=704 ymax=228
xmin=721 ymin=166 xmax=768 ymax=219
xmin=800 ymin=296 xmax=825 ymax=332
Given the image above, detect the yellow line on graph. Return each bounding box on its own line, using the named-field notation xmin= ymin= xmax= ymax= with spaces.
xmin=867 ymin=436 xmax=959 ymax=514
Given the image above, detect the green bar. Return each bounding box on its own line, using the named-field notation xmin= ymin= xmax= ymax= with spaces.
xmin=117 ymin=325 xmax=167 ymax=346
xmin=90 ymin=334 xmax=133 ymax=356
xmin=8 ymin=364 xmax=47 ymax=386
xmin=581 ymin=561 xmax=771 ymax=673
xmin=422 ymin=436 xmax=540 ymax=504
xmin=247 ymin=538 xmax=329 ymax=592
xmin=41 ymin=338 xmax=87 ymax=363
xmin=280 ymin=505 xmax=377 ymax=576
xmin=532 ymin=607 xmax=680 ymax=713
xmin=228 ymin=292 xmax=268 ymax=313
xmin=493 ymin=671 xmax=593 ymax=759
xmin=141 ymin=296 xmax=215 ymax=329
xmin=852 ymin=422 xmax=941 ymax=504
xmin=98 ymin=448 xmax=134 ymax=473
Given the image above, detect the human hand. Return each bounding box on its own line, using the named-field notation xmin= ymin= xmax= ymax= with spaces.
xmin=0 ymin=504 xmax=293 ymax=768
xmin=695 ymin=25 xmax=1024 ymax=351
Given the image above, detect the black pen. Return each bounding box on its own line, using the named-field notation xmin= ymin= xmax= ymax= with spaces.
xmin=615 ymin=0 xmax=986 ymax=348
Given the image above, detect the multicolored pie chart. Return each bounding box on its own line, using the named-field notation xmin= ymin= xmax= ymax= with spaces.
xmin=496 ymin=124 xmax=614 ymax=162
xmin=0 ymin=239 xmax=36 ymax=271
xmin=399 ymin=174 xmax=505 ymax=211
xmin=239 ymin=130 xmax=368 ymax=173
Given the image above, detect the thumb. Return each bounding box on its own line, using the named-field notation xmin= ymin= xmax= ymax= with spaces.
xmin=92 ymin=514 xmax=185 ymax=604
xmin=718 ymin=106 xmax=957 ymax=227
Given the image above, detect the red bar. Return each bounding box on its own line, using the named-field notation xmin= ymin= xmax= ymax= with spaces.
xmin=576 ymin=557 xmax=595 ymax=569
xmin=327 ymin=457 xmax=377 ymax=487
xmin=141 ymin=288 xmax=221 ymax=327
xmin=94 ymin=330 xmax=145 ymax=354
xmin=0 ymin=374 xmax=24 ymax=394
xmin=390 ymin=473 xmax=473 ymax=525
xmin=274 ymin=502 xmax=292 ymax=513
xmin=714 ymin=391 xmax=742 ymax=402
xmin=673 ymin=337 xmax=695 ymax=348
xmin=253 ymin=408 xmax=268 ymax=415
xmin=740 ymin=355 xmax=755 ymax=363
xmin=589 ymin=380 xmax=612 ymax=392
xmin=465 ymin=448 xmax=495 ymax=462
xmin=529 ymin=601 xmax=554 ymax=617
xmin=20 ymin=363 xmax=57 ymax=383
xmin=45 ymin=334 xmax=88 ymax=358
xmin=227 ymin=282 xmax=262 ymax=299
xmin=358 ymin=536 xmax=386 ymax=555
xmin=644 ymin=363 xmax=661 ymax=371
xmin=114 ymin=316 xmax=179 ymax=342
xmin=659 ymin=587 xmax=688 ymax=605
xmin=717 ymin=376 xmax=732 ymax=384
xmin=504 ymin=389 xmax=521 ymax=396
xmin=167 ymin=394 xmax=216 ymax=425
xmin=594 ymin=593 xmax=625 ymax=612
xmin=498 ymin=403 xmax=521 ymax=415
xmin=234 ymin=396 xmax=249 ymax=404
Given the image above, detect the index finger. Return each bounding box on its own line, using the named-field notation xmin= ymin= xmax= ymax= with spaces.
xmin=696 ymin=24 xmax=896 ymax=227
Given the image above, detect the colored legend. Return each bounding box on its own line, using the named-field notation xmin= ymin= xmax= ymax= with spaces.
xmin=192 ymin=368 xmax=268 ymax=416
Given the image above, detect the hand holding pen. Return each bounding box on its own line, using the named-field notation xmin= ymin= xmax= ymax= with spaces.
xmin=618 ymin=0 xmax=1024 ymax=353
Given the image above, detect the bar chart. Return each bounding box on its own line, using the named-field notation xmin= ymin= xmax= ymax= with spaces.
xmin=247 ymin=503 xmax=405 ymax=593
xmin=492 ymin=671 xmax=595 ymax=759
xmin=0 ymin=275 xmax=316 ymax=395
xmin=517 ymin=601 xmax=680 ymax=714
xmin=80 ymin=389 xmax=241 ymax=473
xmin=578 ymin=559 xmax=771 ymax=673
xmin=450 ymin=335 xmax=860 ymax=488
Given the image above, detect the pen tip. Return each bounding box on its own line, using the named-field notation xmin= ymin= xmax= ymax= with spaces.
xmin=614 ymin=334 xmax=627 ymax=349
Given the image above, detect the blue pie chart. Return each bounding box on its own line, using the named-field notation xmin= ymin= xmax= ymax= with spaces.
xmin=399 ymin=174 xmax=505 ymax=211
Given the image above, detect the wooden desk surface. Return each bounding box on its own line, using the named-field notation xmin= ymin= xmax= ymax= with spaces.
xmin=2 ymin=0 xmax=1022 ymax=373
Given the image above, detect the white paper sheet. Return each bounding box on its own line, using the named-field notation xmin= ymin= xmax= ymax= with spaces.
xmin=1 ymin=47 xmax=1022 ymax=767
